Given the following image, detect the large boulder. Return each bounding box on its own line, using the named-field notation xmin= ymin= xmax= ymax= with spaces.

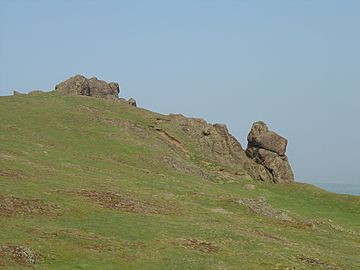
xmin=247 ymin=121 xmax=287 ymax=156
xmin=55 ymin=75 xmax=120 ymax=99
xmin=246 ymin=122 xmax=294 ymax=183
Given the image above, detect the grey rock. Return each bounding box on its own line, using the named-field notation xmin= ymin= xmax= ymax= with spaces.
xmin=128 ymin=98 xmax=137 ymax=107
xmin=246 ymin=121 xmax=294 ymax=183
xmin=247 ymin=121 xmax=287 ymax=156
xmin=55 ymin=75 xmax=120 ymax=99
xmin=168 ymin=115 xmax=249 ymax=168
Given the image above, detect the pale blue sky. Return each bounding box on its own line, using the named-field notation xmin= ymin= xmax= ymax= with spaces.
xmin=1 ymin=0 xmax=359 ymax=185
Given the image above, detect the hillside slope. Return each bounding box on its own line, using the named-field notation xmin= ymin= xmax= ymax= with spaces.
xmin=0 ymin=92 xmax=359 ymax=269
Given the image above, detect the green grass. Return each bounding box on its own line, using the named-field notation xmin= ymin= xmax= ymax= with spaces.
xmin=0 ymin=92 xmax=359 ymax=269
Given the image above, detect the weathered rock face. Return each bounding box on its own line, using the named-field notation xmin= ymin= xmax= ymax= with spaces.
xmin=246 ymin=121 xmax=294 ymax=183
xmin=167 ymin=116 xmax=294 ymax=183
xmin=168 ymin=114 xmax=249 ymax=169
xmin=55 ymin=75 xmax=120 ymax=99
xmin=247 ymin=121 xmax=287 ymax=156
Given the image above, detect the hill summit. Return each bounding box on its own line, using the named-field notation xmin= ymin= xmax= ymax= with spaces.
xmin=51 ymin=75 xmax=294 ymax=184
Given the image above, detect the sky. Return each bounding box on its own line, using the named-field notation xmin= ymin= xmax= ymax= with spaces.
xmin=1 ymin=0 xmax=359 ymax=185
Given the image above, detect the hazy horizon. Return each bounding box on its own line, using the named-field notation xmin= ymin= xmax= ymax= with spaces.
xmin=1 ymin=0 xmax=359 ymax=186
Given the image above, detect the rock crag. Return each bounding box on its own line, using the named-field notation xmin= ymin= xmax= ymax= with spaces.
xmin=55 ymin=75 xmax=120 ymax=99
xmin=167 ymin=115 xmax=294 ymax=183
xmin=245 ymin=121 xmax=294 ymax=183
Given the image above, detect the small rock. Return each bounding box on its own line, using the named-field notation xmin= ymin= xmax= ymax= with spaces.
xmin=128 ymin=98 xmax=137 ymax=107
xmin=202 ymin=127 xmax=211 ymax=136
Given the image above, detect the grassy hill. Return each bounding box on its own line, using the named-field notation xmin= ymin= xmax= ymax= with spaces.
xmin=0 ymin=92 xmax=359 ymax=269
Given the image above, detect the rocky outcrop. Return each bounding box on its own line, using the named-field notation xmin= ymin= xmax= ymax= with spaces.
xmin=55 ymin=75 xmax=120 ymax=99
xmin=168 ymin=114 xmax=249 ymax=169
xmin=167 ymin=116 xmax=294 ymax=183
xmin=246 ymin=121 xmax=294 ymax=183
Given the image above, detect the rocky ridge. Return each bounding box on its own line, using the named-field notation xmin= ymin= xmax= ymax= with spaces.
xmin=16 ymin=75 xmax=294 ymax=183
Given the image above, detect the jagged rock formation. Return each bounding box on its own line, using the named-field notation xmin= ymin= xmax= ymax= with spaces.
xmin=168 ymin=114 xmax=248 ymax=168
xmin=246 ymin=121 xmax=294 ymax=183
xmin=167 ymin=115 xmax=294 ymax=183
xmin=55 ymin=75 xmax=120 ymax=99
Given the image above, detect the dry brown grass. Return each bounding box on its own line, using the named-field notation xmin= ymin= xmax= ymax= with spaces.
xmin=176 ymin=238 xmax=219 ymax=253
xmin=76 ymin=190 xmax=162 ymax=214
xmin=0 ymin=195 xmax=58 ymax=217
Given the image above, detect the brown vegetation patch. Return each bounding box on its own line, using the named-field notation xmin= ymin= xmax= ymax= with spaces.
xmin=156 ymin=128 xmax=184 ymax=149
xmin=255 ymin=231 xmax=287 ymax=242
xmin=297 ymin=256 xmax=342 ymax=270
xmin=0 ymin=195 xmax=58 ymax=217
xmin=155 ymin=117 xmax=171 ymax=123
xmin=0 ymin=245 xmax=37 ymax=266
xmin=177 ymin=238 xmax=219 ymax=253
xmin=0 ymin=169 xmax=24 ymax=178
xmin=77 ymin=190 xmax=161 ymax=214
xmin=231 ymin=198 xmax=295 ymax=223
xmin=82 ymin=242 xmax=114 ymax=252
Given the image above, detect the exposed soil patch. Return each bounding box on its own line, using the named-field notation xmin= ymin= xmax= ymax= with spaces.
xmin=255 ymin=231 xmax=287 ymax=242
xmin=155 ymin=117 xmax=171 ymax=123
xmin=176 ymin=238 xmax=219 ymax=253
xmin=0 ymin=153 xmax=15 ymax=160
xmin=297 ymin=256 xmax=343 ymax=270
xmin=231 ymin=198 xmax=295 ymax=223
xmin=77 ymin=190 xmax=161 ymax=214
xmin=0 ymin=245 xmax=37 ymax=266
xmin=0 ymin=195 xmax=59 ymax=217
xmin=0 ymin=169 xmax=24 ymax=178
xmin=155 ymin=128 xmax=184 ymax=150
